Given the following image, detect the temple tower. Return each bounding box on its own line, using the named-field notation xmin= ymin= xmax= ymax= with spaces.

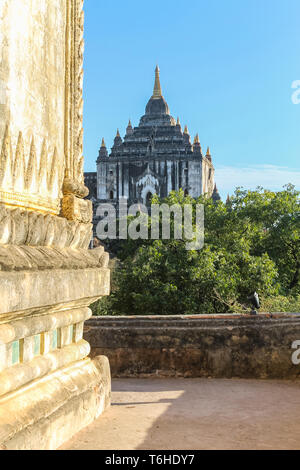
xmin=88 ymin=66 xmax=216 ymax=229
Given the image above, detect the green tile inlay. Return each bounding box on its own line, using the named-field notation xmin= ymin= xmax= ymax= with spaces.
xmin=52 ymin=330 xmax=58 ymax=350
xmin=34 ymin=335 xmax=41 ymax=356
xmin=12 ymin=341 xmax=20 ymax=365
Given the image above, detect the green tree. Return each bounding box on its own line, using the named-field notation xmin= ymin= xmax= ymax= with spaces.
xmin=93 ymin=186 xmax=300 ymax=315
xmin=228 ymin=184 xmax=300 ymax=294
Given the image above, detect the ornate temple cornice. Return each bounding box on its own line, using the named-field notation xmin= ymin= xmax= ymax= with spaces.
xmin=0 ymin=205 xmax=92 ymax=249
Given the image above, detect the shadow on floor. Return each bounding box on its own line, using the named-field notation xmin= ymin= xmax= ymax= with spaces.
xmin=112 ymin=378 xmax=300 ymax=450
xmin=61 ymin=378 xmax=300 ymax=450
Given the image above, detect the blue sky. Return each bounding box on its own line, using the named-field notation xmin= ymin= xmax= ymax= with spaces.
xmin=83 ymin=0 xmax=300 ymax=198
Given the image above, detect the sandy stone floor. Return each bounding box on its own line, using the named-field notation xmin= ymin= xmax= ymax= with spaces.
xmin=61 ymin=378 xmax=300 ymax=450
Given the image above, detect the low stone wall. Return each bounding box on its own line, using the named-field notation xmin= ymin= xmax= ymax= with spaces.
xmin=84 ymin=314 xmax=300 ymax=379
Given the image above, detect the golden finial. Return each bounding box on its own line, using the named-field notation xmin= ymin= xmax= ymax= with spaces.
xmin=152 ymin=65 xmax=162 ymax=99
xmin=116 ymin=129 xmax=120 ymax=137
xmin=177 ymin=117 xmax=180 ymax=126
xmin=194 ymin=133 xmax=200 ymax=144
xmin=126 ymin=120 xmax=133 ymax=135
xmin=184 ymin=125 xmax=189 ymax=134
xmin=206 ymin=146 xmax=210 ymax=156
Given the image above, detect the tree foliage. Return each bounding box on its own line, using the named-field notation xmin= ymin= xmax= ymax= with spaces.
xmin=93 ymin=185 xmax=299 ymax=315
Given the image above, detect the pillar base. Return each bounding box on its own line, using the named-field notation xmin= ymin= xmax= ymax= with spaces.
xmin=0 ymin=356 xmax=111 ymax=450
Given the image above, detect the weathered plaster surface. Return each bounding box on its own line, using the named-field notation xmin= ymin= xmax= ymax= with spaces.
xmin=0 ymin=267 xmax=110 ymax=317
xmin=0 ymin=356 xmax=111 ymax=450
xmin=0 ymin=0 xmax=65 ymax=159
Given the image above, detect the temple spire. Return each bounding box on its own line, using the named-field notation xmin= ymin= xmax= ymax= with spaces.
xmin=98 ymin=137 xmax=108 ymax=160
xmin=126 ymin=119 xmax=133 ymax=136
xmin=206 ymin=146 xmax=212 ymax=161
xmin=193 ymin=134 xmax=202 ymax=155
xmin=212 ymin=183 xmax=221 ymax=202
xmin=194 ymin=133 xmax=200 ymax=144
xmin=113 ymin=128 xmax=122 ymax=148
xmin=152 ymin=65 xmax=162 ymax=99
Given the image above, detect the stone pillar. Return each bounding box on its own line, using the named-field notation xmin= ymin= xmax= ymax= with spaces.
xmin=0 ymin=0 xmax=111 ymax=450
